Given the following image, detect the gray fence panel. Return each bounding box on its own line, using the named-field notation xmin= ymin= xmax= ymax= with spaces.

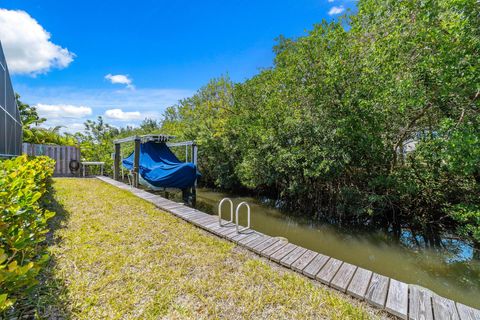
xmin=22 ymin=143 xmax=81 ymax=176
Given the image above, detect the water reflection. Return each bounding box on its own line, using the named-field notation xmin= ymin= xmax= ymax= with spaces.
xmin=164 ymin=187 xmax=480 ymax=308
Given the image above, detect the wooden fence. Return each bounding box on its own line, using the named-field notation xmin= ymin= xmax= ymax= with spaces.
xmin=22 ymin=143 xmax=81 ymax=176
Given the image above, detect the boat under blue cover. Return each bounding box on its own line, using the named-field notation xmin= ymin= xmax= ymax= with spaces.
xmin=122 ymin=141 xmax=200 ymax=189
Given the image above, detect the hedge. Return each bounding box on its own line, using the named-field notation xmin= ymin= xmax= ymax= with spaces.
xmin=0 ymin=155 xmax=55 ymax=311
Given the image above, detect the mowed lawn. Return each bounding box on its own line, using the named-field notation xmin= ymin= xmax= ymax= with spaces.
xmin=33 ymin=178 xmax=382 ymax=319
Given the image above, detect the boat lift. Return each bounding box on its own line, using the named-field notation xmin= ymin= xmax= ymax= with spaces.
xmin=113 ymin=134 xmax=198 ymax=204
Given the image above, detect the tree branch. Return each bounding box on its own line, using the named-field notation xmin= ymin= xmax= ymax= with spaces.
xmin=391 ymin=102 xmax=433 ymax=169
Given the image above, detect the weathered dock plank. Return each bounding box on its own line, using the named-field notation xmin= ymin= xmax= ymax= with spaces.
xmin=179 ymin=214 xmax=202 ymax=223
xmin=331 ymin=262 xmax=357 ymax=292
xmin=141 ymin=194 xmax=159 ymax=200
xmin=144 ymin=193 xmax=159 ymax=198
xmin=456 ymin=303 xmax=480 ymax=320
xmin=204 ymin=219 xmax=230 ymax=228
xmin=172 ymin=210 xmax=194 ymax=219
xmin=138 ymin=194 xmax=159 ymax=201
xmin=169 ymin=208 xmax=196 ymax=217
xmin=365 ymin=273 xmax=389 ymax=308
xmin=409 ymin=285 xmax=433 ymax=320
xmin=210 ymin=224 xmax=238 ymax=238
xmin=280 ymin=246 xmax=307 ymax=268
xmin=131 ymin=190 xmax=148 ymax=197
xmin=161 ymin=199 xmax=181 ymax=206
xmin=203 ymin=223 xmax=225 ymax=236
xmin=152 ymin=200 xmax=176 ymax=208
xmin=198 ymin=219 xmax=220 ymax=230
xmin=186 ymin=210 xmax=208 ymax=220
xmin=185 ymin=210 xmax=205 ymax=217
xmin=291 ymin=249 xmax=317 ymax=272
xmin=189 ymin=218 xmax=210 ymax=227
xmin=190 ymin=213 xmax=211 ymax=222
xmin=216 ymin=226 xmax=237 ymax=237
xmin=244 ymin=235 xmax=271 ymax=250
xmin=223 ymin=228 xmax=241 ymax=239
xmin=231 ymin=231 xmax=257 ymax=243
xmin=195 ymin=215 xmax=217 ymax=226
xmin=150 ymin=197 xmax=174 ymax=205
xmin=138 ymin=193 xmax=156 ymax=200
xmin=169 ymin=206 xmax=195 ymax=214
xmin=432 ymin=295 xmax=459 ymax=320
xmin=162 ymin=203 xmax=185 ymax=210
xmin=316 ymin=258 xmax=343 ymax=285
xmin=262 ymin=240 xmax=289 ymax=258
xmin=253 ymin=238 xmax=281 ymax=254
xmin=184 ymin=212 xmax=206 ymax=222
xmin=203 ymin=220 xmax=221 ymax=228
xmin=191 ymin=217 xmax=215 ymax=227
xmin=174 ymin=207 xmax=198 ymax=216
xmin=385 ymin=279 xmax=409 ymax=320
xmin=140 ymin=194 xmax=157 ymax=201
xmin=237 ymin=233 xmax=262 ymax=246
xmin=270 ymin=243 xmax=298 ymax=263
xmin=347 ymin=267 xmax=373 ymax=300
xmin=303 ymin=254 xmax=329 ymax=279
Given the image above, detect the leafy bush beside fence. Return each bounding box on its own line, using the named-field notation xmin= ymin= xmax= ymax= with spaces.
xmin=0 ymin=155 xmax=55 ymax=311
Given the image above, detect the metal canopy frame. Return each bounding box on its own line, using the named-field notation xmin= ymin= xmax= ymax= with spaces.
xmin=112 ymin=134 xmax=198 ymax=192
xmin=113 ymin=134 xmax=175 ymax=144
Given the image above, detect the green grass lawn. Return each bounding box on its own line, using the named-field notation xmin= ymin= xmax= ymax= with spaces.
xmin=23 ymin=178 xmax=384 ymax=319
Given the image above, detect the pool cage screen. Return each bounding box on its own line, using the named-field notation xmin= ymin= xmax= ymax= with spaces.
xmin=0 ymin=42 xmax=22 ymax=158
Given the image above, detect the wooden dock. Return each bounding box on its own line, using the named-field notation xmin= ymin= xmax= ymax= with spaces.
xmin=96 ymin=176 xmax=480 ymax=320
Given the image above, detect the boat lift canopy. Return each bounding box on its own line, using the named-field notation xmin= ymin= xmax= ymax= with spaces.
xmin=113 ymin=134 xmax=198 ymax=189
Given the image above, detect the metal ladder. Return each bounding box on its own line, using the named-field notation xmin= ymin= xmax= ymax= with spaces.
xmin=218 ymin=198 xmax=234 ymax=227
xmin=218 ymin=198 xmax=251 ymax=233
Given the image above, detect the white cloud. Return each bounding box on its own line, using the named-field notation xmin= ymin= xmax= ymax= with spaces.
xmin=105 ymin=74 xmax=134 ymax=89
xmin=68 ymin=123 xmax=86 ymax=132
xmin=35 ymin=103 xmax=92 ymax=118
xmin=17 ymin=85 xmax=194 ymax=112
xmin=0 ymin=9 xmax=74 ymax=75
xmin=327 ymin=0 xmax=334 ymax=2
xmin=104 ymin=108 xmax=141 ymax=120
xmin=15 ymin=85 xmax=194 ymax=132
xmin=328 ymin=6 xmax=345 ymax=15
xmin=35 ymin=119 xmax=86 ymax=134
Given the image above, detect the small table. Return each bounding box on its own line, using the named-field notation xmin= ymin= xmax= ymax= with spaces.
xmin=81 ymin=161 xmax=105 ymax=177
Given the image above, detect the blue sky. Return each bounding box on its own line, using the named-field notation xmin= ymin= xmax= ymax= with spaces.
xmin=1 ymin=0 xmax=355 ymax=132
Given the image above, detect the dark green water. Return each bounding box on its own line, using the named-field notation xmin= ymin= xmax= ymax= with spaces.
xmin=164 ymin=187 xmax=480 ymax=308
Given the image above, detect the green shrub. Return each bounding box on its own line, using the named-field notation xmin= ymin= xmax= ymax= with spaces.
xmin=0 ymin=155 xmax=55 ymax=311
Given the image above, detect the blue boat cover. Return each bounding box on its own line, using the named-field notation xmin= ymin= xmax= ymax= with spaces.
xmin=122 ymin=141 xmax=200 ymax=189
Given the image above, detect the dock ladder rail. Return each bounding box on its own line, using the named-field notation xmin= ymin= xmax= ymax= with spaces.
xmin=218 ymin=198 xmax=234 ymax=227
xmin=127 ymin=170 xmax=136 ymax=188
xmin=235 ymin=201 xmax=251 ymax=233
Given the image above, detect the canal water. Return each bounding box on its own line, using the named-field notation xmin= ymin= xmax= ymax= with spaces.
xmin=165 ymin=187 xmax=480 ymax=308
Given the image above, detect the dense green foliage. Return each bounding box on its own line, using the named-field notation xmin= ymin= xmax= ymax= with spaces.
xmin=16 ymin=94 xmax=77 ymax=146
xmin=160 ymin=0 xmax=480 ymax=247
xmin=0 ymin=155 xmax=55 ymax=311
xmin=162 ymin=78 xmax=237 ymax=188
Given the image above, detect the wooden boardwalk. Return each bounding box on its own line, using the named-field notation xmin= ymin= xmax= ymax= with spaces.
xmin=96 ymin=176 xmax=480 ymax=320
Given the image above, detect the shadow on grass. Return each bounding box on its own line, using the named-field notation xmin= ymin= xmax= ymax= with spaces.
xmin=2 ymin=186 xmax=72 ymax=320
